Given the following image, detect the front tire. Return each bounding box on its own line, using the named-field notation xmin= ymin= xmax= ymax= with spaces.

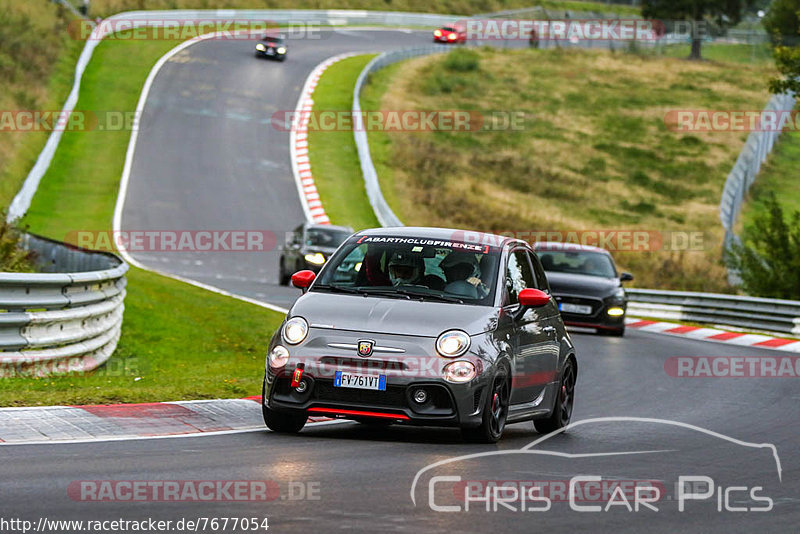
xmin=461 ymin=368 xmax=509 ymax=443
xmin=534 ymin=359 xmax=576 ymax=435
xmin=262 ymin=378 xmax=306 ymax=433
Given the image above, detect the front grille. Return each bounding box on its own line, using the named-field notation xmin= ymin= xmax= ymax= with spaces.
xmin=313 ymin=380 xmax=407 ymax=408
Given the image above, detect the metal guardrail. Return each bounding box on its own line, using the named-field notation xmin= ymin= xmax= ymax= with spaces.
xmin=352 ymin=46 xmax=451 ymax=227
xmin=0 ymin=234 xmax=128 ymax=377
xmin=720 ymin=91 xmax=796 ymax=253
xmin=627 ymin=288 xmax=800 ymax=336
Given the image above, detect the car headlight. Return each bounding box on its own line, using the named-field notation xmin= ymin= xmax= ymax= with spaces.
xmin=304 ymin=252 xmax=325 ymax=265
xmin=269 ymin=345 xmax=290 ymax=368
xmin=436 ymin=330 xmax=470 ymax=358
xmin=443 ymin=361 xmax=476 ymax=383
xmin=282 ymin=317 xmax=308 ymax=345
xmin=607 ymin=307 xmax=625 ymax=317
xmin=256 ymin=43 xmax=266 ymax=51
xmin=277 ymin=47 xmax=286 ymax=54
xmin=613 ymin=288 xmax=625 ymax=299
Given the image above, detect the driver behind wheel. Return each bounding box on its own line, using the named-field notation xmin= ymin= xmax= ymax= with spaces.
xmin=387 ymin=251 xmax=425 ymax=286
xmin=440 ymin=252 xmax=489 ymax=298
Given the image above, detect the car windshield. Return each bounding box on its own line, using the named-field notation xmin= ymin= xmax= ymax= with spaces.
xmin=313 ymin=235 xmax=500 ymax=305
xmin=305 ymin=228 xmax=350 ymax=248
xmin=441 ymin=27 xmax=455 ymax=32
xmin=262 ymin=36 xmax=284 ymax=44
xmin=537 ymin=249 xmax=617 ymax=278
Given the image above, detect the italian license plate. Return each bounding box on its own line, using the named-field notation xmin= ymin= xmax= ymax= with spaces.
xmin=559 ymin=302 xmax=593 ymax=315
xmin=334 ymin=371 xmax=387 ymax=391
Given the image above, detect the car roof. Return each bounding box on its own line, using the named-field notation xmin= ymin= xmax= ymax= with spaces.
xmin=354 ymin=226 xmax=519 ymax=247
xmin=304 ymin=223 xmax=353 ymax=233
xmin=533 ymin=241 xmax=611 ymax=254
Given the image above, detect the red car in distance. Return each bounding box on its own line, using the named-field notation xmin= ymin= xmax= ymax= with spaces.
xmin=433 ymin=24 xmax=467 ymax=44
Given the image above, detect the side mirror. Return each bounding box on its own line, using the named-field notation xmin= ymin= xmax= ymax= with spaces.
xmin=518 ymin=288 xmax=551 ymax=307
xmin=620 ymin=272 xmax=634 ymax=282
xmin=291 ymin=270 xmax=316 ymax=292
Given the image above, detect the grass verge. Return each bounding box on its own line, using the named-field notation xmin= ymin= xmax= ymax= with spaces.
xmin=359 ymin=46 xmax=777 ymax=292
xmin=308 ymin=54 xmax=379 ymax=230
xmin=0 ymin=0 xmax=85 ymax=210
xmin=2 ymin=29 xmax=283 ymax=406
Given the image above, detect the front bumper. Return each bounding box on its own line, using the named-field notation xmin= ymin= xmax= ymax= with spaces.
xmin=265 ymin=336 xmax=493 ymax=428
xmin=256 ymin=48 xmax=286 ymax=58
xmin=269 ymin=378 xmax=487 ymax=427
xmin=556 ymin=295 xmax=628 ymax=330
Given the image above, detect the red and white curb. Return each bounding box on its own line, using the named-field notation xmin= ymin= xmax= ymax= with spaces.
xmin=0 ymin=397 xmax=334 ymax=445
xmin=626 ymin=318 xmax=800 ymax=352
xmin=289 ymin=53 xmax=361 ymax=225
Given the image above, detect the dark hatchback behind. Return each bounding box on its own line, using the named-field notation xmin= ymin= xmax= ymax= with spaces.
xmin=534 ymin=242 xmax=633 ymax=336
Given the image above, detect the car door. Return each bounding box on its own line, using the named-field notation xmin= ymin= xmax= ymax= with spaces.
xmin=528 ymin=249 xmax=562 ymax=376
xmin=505 ymin=248 xmax=559 ymax=405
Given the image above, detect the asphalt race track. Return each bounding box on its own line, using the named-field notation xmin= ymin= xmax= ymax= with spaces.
xmin=3 ymin=30 xmax=797 ymax=533
xmin=120 ymin=29 xmax=425 ymax=309
xmin=2 ymin=332 xmax=797 ymax=532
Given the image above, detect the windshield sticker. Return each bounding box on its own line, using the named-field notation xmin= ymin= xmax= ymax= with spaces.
xmin=355 ymin=235 xmax=493 ymax=254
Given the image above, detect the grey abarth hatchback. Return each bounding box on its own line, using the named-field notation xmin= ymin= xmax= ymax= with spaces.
xmin=262 ymin=227 xmax=577 ymax=443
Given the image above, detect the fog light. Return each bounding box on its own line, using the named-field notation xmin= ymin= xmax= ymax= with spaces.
xmin=269 ymin=345 xmax=289 ymax=368
xmin=607 ymin=307 xmax=625 ymax=317
xmin=443 ymin=361 xmax=477 ymax=383
xmin=412 ymin=389 xmax=428 ymax=404
xmin=295 ymin=381 xmax=308 ymax=393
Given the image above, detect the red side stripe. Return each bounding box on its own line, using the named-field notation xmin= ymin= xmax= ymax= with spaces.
xmin=308 ymin=407 xmax=409 ymax=420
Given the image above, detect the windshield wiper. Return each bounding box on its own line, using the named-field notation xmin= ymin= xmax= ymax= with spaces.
xmin=392 ymin=289 xmax=465 ymax=304
xmin=312 ymin=284 xmax=365 ymax=295
xmin=313 ymin=285 xmax=465 ymax=303
xmin=372 ymin=288 xmax=465 ymax=304
xmin=312 ymin=285 xmax=410 ymax=300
